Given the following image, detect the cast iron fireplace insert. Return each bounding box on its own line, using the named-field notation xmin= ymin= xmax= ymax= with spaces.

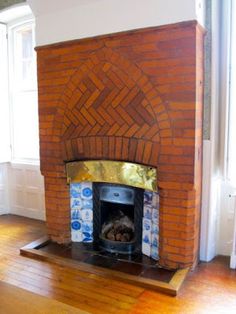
xmin=93 ymin=183 xmax=144 ymax=254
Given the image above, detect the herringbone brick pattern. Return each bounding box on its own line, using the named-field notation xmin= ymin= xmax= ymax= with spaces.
xmin=37 ymin=21 xmax=204 ymax=269
xmin=62 ymin=62 xmax=159 ymax=142
xmin=57 ymin=48 xmax=166 ymax=165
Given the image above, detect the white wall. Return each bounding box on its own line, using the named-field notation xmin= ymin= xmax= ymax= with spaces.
xmin=0 ymin=163 xmax=45 ymax=220
xmin=8 ymin=163 xmax=45 ymax=220
xmin=28 ymin=0 xmax=205 ymax=46
xmin=0 ymin=163 xmax=10 ymax=215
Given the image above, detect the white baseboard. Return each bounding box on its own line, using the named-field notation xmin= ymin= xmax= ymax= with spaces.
xmin=0 ymin=208 xmax=9 ymax=215
xmin=230 ymin=196 xmax=236 ymax=269
xmin=10 ymin=207 xmax=46 ymax=221
xmin=230 ymin=254 xmax=236 ymax=269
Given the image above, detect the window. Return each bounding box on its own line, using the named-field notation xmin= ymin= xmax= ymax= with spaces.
xmin=8 ymin=20 xmax=39 ymax=163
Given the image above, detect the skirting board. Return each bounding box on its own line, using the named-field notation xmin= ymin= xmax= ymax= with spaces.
xmin=230 ymin=254 xmax=236 ymax=269
xmin=10 ymin=207 xmax=46 ymax=221
xmin=20 ymin=237 xmax=189 ymax=296
xmin=0 ymin=209 xmax=9 ymax=215
xmin=230 ymin=196 xmax=236 ymax=269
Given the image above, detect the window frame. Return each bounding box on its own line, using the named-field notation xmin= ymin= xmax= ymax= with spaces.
xmin=7 ymin=17 xmax=40 ymax=165
xmin=0 ymin=23 xmax=11 ymax=163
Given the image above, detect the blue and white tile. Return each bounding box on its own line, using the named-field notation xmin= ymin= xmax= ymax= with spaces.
xmin=70 ymin=183 xmax=81 ymax=198
xmin=143 ymin=218 xmax=152 ymax=232
xmin=71 ymin=231 xmax=83 ymax=242
xmin=82 ymin=199 xmax=93 ymax=209
xmin=81 ymin=182 xmax=93 ymax=200
xmin=144 ymin=191 xmax=153 ymax=205
xmin=142 ymin=230 xmax=151 ymax=245
xmin=151 ymin=245 xmax=159 ymax=260
xmin=82 ymin=221 xmax=93 ymax=233
xmin=71 ymin=209 xmax=81 ymax=220
xmin=82 ymin=234 xmax=93 ymax=242
xmin=71 ymin=219 xmax=83 ymax=232
xmin=142 ymin=218 xmax=152 ymax=257
xmin=71 ymin=197 xmax=82 ymax=210
xmin=142 ymin=190 xmax=159 ymax=260
xmin=152 ymin=208 xmax=159 ymax=220
xmin=151 ymin=219 xmax=159 ymax=234
xmin=142 ymin=240 xmax=151 ymax=257
xmin=152 ymin=192 xmax=159 ymax=207
xmin=82 ymin=221 xmax=93 ymax=242
xmin=151 ymin=232 xmax=159 ymax=248
xmin=143 ymin=204 xmax=152 ymax=220
xmin=81 ymin=208 xmax=93 ymax=221
xmin=70 ymin=181 xmax=94 ymax=243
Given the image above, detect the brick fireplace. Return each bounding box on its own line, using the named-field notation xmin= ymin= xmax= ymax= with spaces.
xmin=37 ymin=20 xmax=204 ymax=269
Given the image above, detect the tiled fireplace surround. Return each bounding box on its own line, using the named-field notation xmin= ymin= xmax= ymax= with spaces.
xmin=37 ymin=21 xmax=204 ymax=269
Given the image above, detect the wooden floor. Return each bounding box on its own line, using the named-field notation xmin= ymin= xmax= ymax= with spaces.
xmin=0 ymin=280 xmax=88 ymax=314
xmin=0 ymin=215 xmax=236 ymax=314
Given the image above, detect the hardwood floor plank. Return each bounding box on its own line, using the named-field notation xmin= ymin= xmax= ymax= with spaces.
xmin=0 ymin=281 xmax=88 ymax=314
xmin=0 ymin=245 xmax=144 ymax=296
xmin=0 ymin=267 xmax=135 ymax=309
xmin=2 ymin=259 xmax=143 ymax=303
xmin=0 ymin=259 xmax=137 ymax=306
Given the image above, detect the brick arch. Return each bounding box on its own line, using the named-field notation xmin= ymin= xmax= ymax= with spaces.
xmin=61 ymin=137 xmax=160 ymax=167
xmin=55 ymin=47 xmax=171 ymax=164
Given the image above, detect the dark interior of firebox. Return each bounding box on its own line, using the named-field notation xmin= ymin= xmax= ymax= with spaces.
xmin=100 ymin=201 xmax=135 ymax=243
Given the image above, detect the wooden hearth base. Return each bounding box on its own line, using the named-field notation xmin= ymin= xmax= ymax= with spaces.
xmin=20 ymin=237 xmax=188 ymax=296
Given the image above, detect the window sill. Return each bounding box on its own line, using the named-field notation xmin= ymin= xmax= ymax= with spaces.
xmin=10 ymin=158 xmax=40 ymax=168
